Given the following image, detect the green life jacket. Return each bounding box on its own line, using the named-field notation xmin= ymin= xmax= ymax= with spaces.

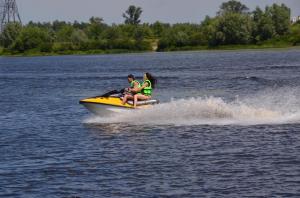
xmin=142 ymin=80 xmax=152 ymax=96
xmin=130 ymin=80 xmax=141 ymax=88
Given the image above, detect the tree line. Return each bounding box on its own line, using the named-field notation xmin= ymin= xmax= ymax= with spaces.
xmin=0 ymin=0 xmax=300 ymax=55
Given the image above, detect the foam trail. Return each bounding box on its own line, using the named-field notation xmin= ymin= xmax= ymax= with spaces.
xmin=84 ymin=88 xmax=300 ymax=126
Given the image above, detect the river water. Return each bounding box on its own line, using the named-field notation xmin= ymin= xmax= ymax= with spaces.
xmin=1 ymin=50 xmax=300 ymax=197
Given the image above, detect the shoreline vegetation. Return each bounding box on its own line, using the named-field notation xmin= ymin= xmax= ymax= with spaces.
xmin=1 ymin=43 xmax=300 ymax=57
xmin=1 ymin=0 xmax=300 ymax=57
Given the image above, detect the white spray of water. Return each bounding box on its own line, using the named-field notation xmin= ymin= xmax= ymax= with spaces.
xmin=84 ymin=88 xmax=300 ymax=126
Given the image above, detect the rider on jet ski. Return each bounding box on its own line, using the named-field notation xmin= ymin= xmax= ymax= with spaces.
xmin=122 ymin=74 xmax=141 ymax=104
xmin=122 ymin=73 xmax=157 ymax=108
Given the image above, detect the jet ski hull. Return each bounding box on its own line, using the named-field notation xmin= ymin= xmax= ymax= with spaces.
xmin=80 ymin=102 xmax=131 ymax=116
xmin=80 ymin=96 xmax=158 ymax=116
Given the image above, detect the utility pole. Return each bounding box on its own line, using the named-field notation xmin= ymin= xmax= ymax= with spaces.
xmin=0 ymin=0 xmax=21 ymax=32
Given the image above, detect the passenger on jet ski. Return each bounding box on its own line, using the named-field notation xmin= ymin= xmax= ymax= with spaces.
xmin=122 ymin=74 xmax=141 ymax=105
xmin=132 ymin=72 xmax=157 ymax=108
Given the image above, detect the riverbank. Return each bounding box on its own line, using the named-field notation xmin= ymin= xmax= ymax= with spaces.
xmin=0 ymin=48 xmax=149 ymax=57
xmin=157 ymin=41 xmax=299 ymax=52
xmin=1 ymin=43 xmax=299 ymax=57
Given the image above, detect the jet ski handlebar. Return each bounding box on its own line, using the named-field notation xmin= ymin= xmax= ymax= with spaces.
xmin=93 ymin=89 xmax=125 ymax=98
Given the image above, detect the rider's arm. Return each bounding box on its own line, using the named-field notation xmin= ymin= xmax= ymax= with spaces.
xmin=131 ymin=82 xmax=148 ymax=93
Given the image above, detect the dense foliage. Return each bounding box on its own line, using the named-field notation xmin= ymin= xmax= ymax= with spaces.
xmin=0 ymin=1 xmax=299 ymax=55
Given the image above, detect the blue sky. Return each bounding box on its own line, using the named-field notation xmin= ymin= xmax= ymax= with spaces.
xmin=18 ymin=0 xmax=300 ymax=24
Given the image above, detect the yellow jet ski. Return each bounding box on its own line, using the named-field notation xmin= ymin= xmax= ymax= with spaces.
xmin=79 ymin=90 xmax=159 ymax=116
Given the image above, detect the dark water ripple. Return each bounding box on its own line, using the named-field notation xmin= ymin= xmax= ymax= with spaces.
xmin=1 ymin=50 xmax=300 ymax=197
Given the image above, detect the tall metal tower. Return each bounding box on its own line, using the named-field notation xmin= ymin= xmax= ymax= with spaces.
xmin=0 ymin=0 xmax=21 ymax=32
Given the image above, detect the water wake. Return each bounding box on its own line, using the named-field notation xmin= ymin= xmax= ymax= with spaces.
xmin=84 ymin=88 xmax=300 ymax=126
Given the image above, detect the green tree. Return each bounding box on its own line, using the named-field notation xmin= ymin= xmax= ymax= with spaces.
xmin=71 ymin=29 xmax=88 ymax=49
xmin=290 ymin=24 xmax=300 ymax=45
xmin=252 ymin=7 xmax=276 ymax=42
xmin=200 ymin=16 xmax=223 ymax=46
xmin=134 ymin=25 xmax=153 ymax=41
xmin=117 ymin=24 xmax=136 ymax=38
xmin=151 ymin=21 xmax=166 ymax=38
xmin=73 ymin=20 xmax=88 ymax=30
xmin=218 ymin=0 xmax=249 ymax=15
xmin=174 ymin=31 xmax=189 ymax=47
xmin=157 ymin=25 xmax=193 ymax=50
xmin=56 ymin=25 xmax=74 ymax=42
xmin=0 ymin=1 xmax=296 ymax=55
xmin=11 ymin=26 xmax=52 ymax=52
xmin=103 ymin=26 xmax=122 ymax=40
xmin=52 ymin=20 xmax=68 ymax=31
xmin=86 ymin=17 xmax=107 ymax=40
xmin=0 ymin=22 xmax=22 ymax=48
xmin=266 ymin=4 xmax=291 ymax=35
xmin=217 ymin=13 xmax=253 ymax=44
xmin=123 ymin=5 xmax=143 ymax=25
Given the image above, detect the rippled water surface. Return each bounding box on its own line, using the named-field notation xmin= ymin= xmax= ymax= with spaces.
xmin=1 ymin=50 xmax=300 ymax=197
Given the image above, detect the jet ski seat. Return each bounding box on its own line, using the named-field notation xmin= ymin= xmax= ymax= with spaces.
xmin=118 ymin=95 xmax=159 ymax=106
xmin=127 ymin=99 xmax=159 ymax=106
